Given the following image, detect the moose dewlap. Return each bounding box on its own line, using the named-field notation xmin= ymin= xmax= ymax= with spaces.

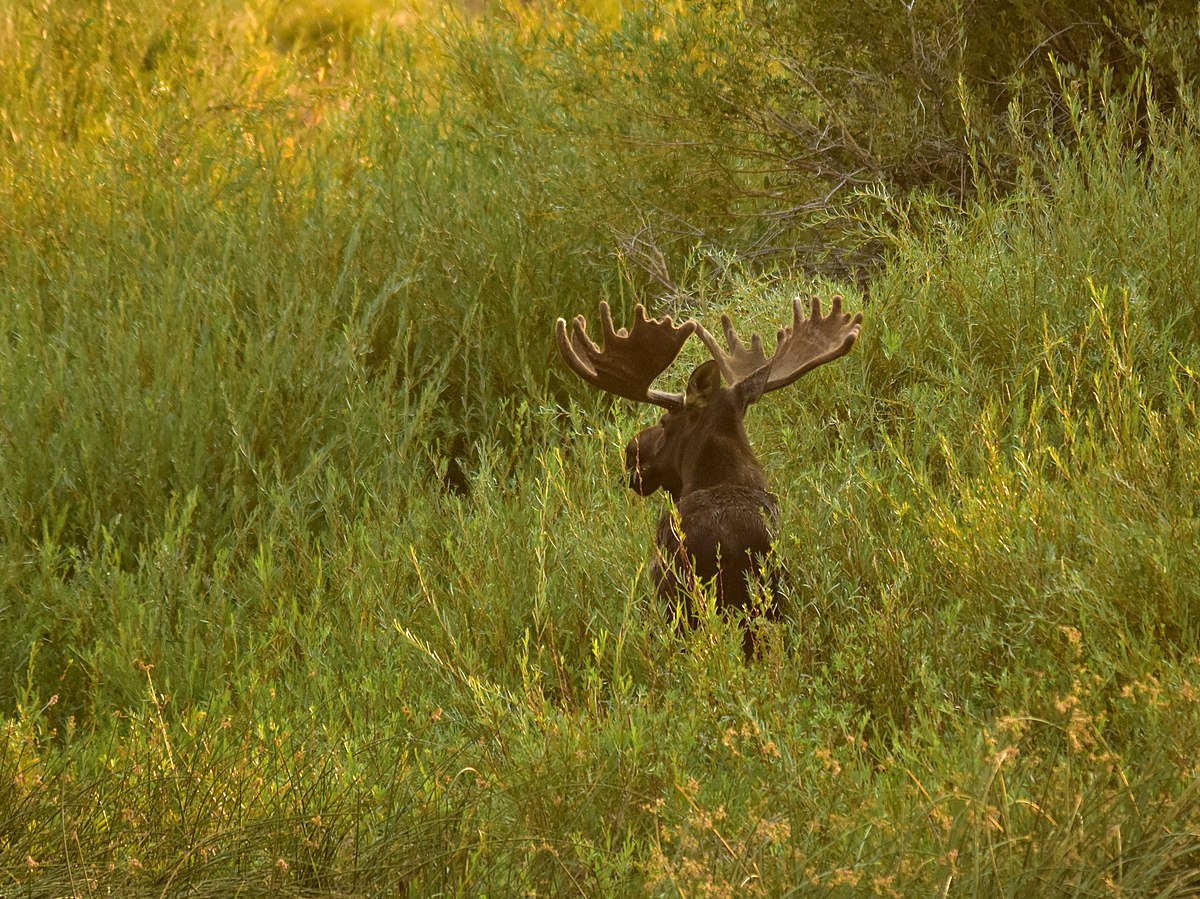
xmin=556 ymin=295 xmax=862 ymax=656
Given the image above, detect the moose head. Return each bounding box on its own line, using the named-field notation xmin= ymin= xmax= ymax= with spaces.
xmin=556 ymin=295 xmax=863 ymax=655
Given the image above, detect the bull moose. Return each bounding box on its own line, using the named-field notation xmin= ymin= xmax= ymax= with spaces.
xmin=555 ymin=295 xmax=862 ymax=655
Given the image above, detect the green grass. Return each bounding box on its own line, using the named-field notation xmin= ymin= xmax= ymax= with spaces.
xmin=3 ymin=1 xmax=1200 ymax=896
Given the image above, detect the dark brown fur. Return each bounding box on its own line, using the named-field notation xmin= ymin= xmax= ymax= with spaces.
xmin=627 ymin=360 xmax=781 ymax=653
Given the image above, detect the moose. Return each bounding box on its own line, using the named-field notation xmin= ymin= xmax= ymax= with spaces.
xmin=556 ymin=294 xmax=863 ymax=655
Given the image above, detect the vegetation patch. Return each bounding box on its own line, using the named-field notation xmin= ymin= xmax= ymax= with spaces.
xmin=2 ymin=0 xmax=1199 ymax=894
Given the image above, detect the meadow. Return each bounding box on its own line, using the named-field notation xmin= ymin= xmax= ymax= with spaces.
xmin=2 ymin=1 xmax=1200 ymax=895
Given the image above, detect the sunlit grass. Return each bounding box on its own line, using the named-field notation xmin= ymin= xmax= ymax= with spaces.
xmin=2 ymin=1 xmax=1200 ymax=895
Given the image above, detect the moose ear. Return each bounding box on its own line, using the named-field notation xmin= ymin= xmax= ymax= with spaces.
xmin=685 ymin=359 xmax=723 ymax=407
xmin=734 ymin=363 xmax=772 ymax=408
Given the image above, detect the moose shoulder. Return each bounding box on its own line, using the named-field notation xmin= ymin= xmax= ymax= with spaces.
xmin=555 ymin=296 xmax=862 ymax=655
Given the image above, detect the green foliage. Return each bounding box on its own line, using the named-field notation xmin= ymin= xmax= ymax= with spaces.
xmin=578 ymin=0 xmax=1200 ymax=271
xmin=3 ymin=0 xmax=1200 ymax=895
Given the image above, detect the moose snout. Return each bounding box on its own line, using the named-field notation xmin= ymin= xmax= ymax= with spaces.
xmin=626 ymin=428 xmax=671 ymax=497
xmin=625 ymin=437 xmax=657 ymax=495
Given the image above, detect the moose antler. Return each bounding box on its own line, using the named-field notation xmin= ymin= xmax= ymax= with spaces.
xmin=556 ymin=301 xmax=697 ymax=409
xmin=694 ymin=295 xmax=863 ymax=394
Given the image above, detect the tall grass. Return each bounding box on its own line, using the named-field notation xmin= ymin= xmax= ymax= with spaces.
xmin=3 ymin=1 xmax=1200 ymax=895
